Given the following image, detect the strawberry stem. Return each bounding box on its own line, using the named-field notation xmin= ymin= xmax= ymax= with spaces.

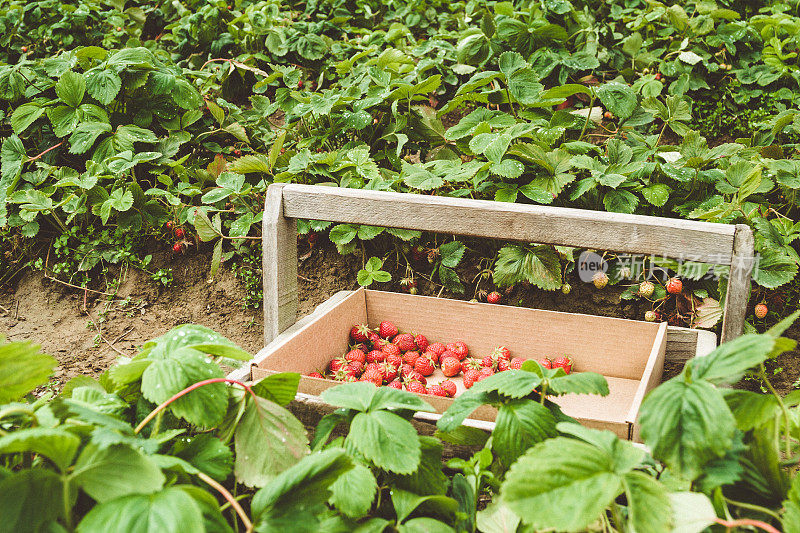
xmin=197 ymin=471 xmax=253 ymax=533
xmin=713 ymin=518 xmax=780 ymax=533
xmin=134 ymin=378 xmax=257 ymax=435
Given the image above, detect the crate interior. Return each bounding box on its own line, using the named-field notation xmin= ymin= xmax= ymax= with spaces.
xmin=256 ymin=289 xmax=667 ymax=435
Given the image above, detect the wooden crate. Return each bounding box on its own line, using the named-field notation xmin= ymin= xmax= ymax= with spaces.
xmin=249 ymin=288 xmax=668 ymax=440
xmin=229 ymin=183 xmax=755 ymax=443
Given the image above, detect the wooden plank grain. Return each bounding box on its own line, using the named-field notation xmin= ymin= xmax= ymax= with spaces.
xmin=721 ymin=224 xmax=755 ymax=343
xmin=263 ymin=183 xmax=299 ymax=345
xmin=281 ymin=184 xmax=737 ymax=263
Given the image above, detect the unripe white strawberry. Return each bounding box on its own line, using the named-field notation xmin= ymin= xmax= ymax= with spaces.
xmin=638 ymin=281 xmax=655 ymax=298
xmin=592 ymin=271 xmax=609 ymax=289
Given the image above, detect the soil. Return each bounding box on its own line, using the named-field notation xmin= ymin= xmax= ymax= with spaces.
xmin=3 ymin=240 xmax=800 ymax=394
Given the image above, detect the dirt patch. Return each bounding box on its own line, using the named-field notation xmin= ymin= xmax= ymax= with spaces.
xmin=0 ymin=243 xmax=360 ymax=387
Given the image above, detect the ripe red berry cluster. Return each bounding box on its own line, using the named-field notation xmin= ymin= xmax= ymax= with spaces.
xmin=305 ymin=321 xmax=574 ymax=398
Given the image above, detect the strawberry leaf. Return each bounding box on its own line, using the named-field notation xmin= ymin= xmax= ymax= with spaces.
xmin=76 ymin=487 xmax=205 ymax=533
xmin=251 ymin=449 xmax=352 ymax=530
xmin=493 ymin=244 xmax=561 ymax=290
xmin=329 ymin=462 xmax=377 ymax=518
xmin=234 ymin=396 xmax=309 ymax=487
xmin=0 ymin=470 xmax=64 ymax=532
xmin=71 ymin=443 xmax=165 ymax=502
xmin=347 ymin=410 xmax=421 ymax=474
xmin=437 ymin=390 xmax=497 ymax=432
xmin=492 ymin=400 xmax=557 ymax=466
xmin=0 ymin=339 xmax=57 ymax=403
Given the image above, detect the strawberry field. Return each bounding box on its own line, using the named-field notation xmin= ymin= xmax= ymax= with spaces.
xmin=4 ymin=0 xmax=800 ymax=530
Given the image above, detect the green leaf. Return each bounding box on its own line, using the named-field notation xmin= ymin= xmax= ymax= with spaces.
xmin=501 ymin=438 xmax=622 ymax=531
xmin=71 ymin=444 xmax=165 ymax=502
xmin=321 ymin=382 xmax=377 ymax=412
xmin=493 ymin=244 xmax=561 ymax=290
xmin=173 ymin=434 xmax=233 ymax=481
xmin=753 ymin=249 xmax=798 ymax=289
xmin=173 ymin=79 xmax=202 ymax=110
xmin=641 ymin=183 xmax=670 ymax=207
xmin=639 ymin=378 xmax=735 ymax=481
xmin=69 ymin=122 xmax=112 ymax=154
xmin=783 ymin=475 xmax=800 ymax=533
xmin=85 ymin=68 xmax=122 ymax=105
xmin=389 ymin=436 xmax=449 ymax=496
xmin=439 ymin=240 xmax=465 ymax=268
xmin=668 ymin=492 xmax=717 ymax=533
xmin=10 ymin=104 xmax=44 ymax=134
xmin=686 ymin=334 xmax=774 ymax=384
xmin=329 ymin=463 xmax=377 ymax=518
xmin=723 ymin=389 xmax=780 ymax=431
xmin=475 ymin=501 xmax=520 ymax=533
xmin=0 ymin=469 xmax=63 ymax=533
xmin=251 ymin=449 xmax=352 ymax=531
xmin=76 ymin=487 xmax=204 ymax=533
xmin=193 ymin=210 xmax=220 ymax=241
xmin=403 ymin=162 xmax=443 ymax=190
xmin=0 ymin=339 xmax=57 ymax=403
xmin=368 ymin=386 xmax=436 ymax=412
xmin=392 ymin=489 xmax=458 ymax=523
xmin=437 ymin=390 xmax=495 ymax=432
xmin=493 ymin=399 xmax=557 ymax=465
xmin=470 ymin=369 xmax=541 ymax=398
xmin=234 ymin=396 xmax=309 ymax=487
xmin=141 ymin=350 xmax=227 ymax=428
xmin=596 ymin=83 xmax=637 ymax=120
xmin=228 ymin=154 xmax=269 ymax=174
xmin=546 ymin=371 xmax=610 ymax=396
xmin=251 ymin=372 xmax=301 ymax=405
xmin=438 ymin=265 xmax=464 ymax=294
xmin=56 ymin=71 xmax=86 ymax=107
xmin=348 ymin=410 xmax=421 ymax=474
xmin=0 ymin=427 xmax=80 ymax=472
xmin=623 ymin=471 xmax=672 ymax=533
xmin=48 ymin=105 xmax=80 ymax=137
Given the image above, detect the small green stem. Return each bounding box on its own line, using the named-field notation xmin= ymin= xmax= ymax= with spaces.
xmin=539 ymin=383 xmax=548 ymax=404
xmin=62 ymin=476 xmax=73 ymax=531
xmin=578 ymin=93 xmax=596 ymax=142
xmin=759 ymin=364 xmax=792 ymax=458
xmin=722 ymin=497 xmax=782 ymax=522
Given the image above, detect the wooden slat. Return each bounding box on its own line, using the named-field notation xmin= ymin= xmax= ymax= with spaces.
xmin=281 ymin=184 xmax=737 ymax=264
xmin=721 ymin=224 xmax=755 ymax=343
xmin=263 ymin=184 xmax=298 ymax=345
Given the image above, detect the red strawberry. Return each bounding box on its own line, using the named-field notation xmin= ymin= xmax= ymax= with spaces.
xmin=447 ymin=341 xmax=469 ymax=359
xmin=400 ymin=363 xmax=415 ymax=379
xmin=367 ymin=331 xmax=382 ymax=344
xmin=414 ymin=334 xmax=429 ymax=352
xmin=497 ymin=359 xmax=510 ymax=372
xmin=172 ymin=242 xmax=183 ymax=254
xmin=328 ymin=356 xmax=347 ymax=373
xmin=551 ymin=356 xmax=573 ymax=374
xmin=428 ymin=384 xmax=447 ymax=397
xmin=408 ymin=371 xmax=427 ymax=386
xmin=393 ymin=333 xmax=417 ymax=351
xmin=362 ymin=367 xmax=384 ymax=386
xmin=463 ymin=369 xmax=481 ymax=389
xmin=666 ymin=277 xmax=683 ymax=294
xmin=345 ymin=349 xmax=366 ymax=364
xmin=427 ymin=343 xmax=447 ymax=356
xmin=388 ymin=380 xmax=403 ymax=389
xmin=350 ymin=324 xmax=372 ymax=343
xmin=403 ymin=351 xmax=421 ymax=365
xmin=382 ymin=343 xmax=401 ymax=357
xmin=509 ymin=357 xmax=525 ymax=370
xmin=441 ymin=357 xmax=461 ymax=377
xmin=174 ymin=227 xmax=185 ymax=239
xmin=478 ymin=367 xmax=495 ymax=381
xmin=345 ymin=361 xmax=364 ymax=377
xmin=380 ymin=361 xmax=398 ymax=382
xmin=487 ymin=291 xmax=501 ymax=304
xmin=493 ymin=346 xmax=511 ymax=361
xmin=366 ymin=350 xmax=386 ymax=364
xmin=379 ymin=321 xmax=399 ymax=339
xmin=386 ymin=353 xmax=402 ymax=369
xmin=755 ymin=303 xmax=768 ymax=319
xmin=538 ymin=358 xmax=552 ymax=369
xmin=440 ymin=349 xmax=460 ymax=362
xmin=481 ymin=355 xmax=496 ymax=369
xmin=308 ymin=372 xmax=323 ymax=378
xmin=414 ymin=356 xmax=435 ymax=376
xmin=352 ymin=342 xmax=369 ymax=353
xmin=440 ymin=379 xmax=457 ymax=397
xmin=373 ymin=338 xmax=391 ymax=351
xmin=462 ymin=358 xmax=482 ymax=371
xmin=406 ymin=381 xmax=427 ymax=394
